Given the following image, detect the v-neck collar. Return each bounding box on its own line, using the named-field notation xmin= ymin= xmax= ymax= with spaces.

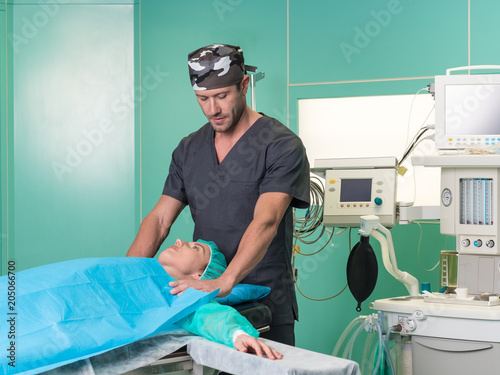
xmin=210 ymin=116 xmax=265 ymax=167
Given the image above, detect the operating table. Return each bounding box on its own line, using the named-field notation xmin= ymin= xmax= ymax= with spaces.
xmin=42 ymin=303 xmax=360 ymax=375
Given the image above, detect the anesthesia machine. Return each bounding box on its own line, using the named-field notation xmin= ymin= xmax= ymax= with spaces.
xmin=314 ymin=66 xmax=500 ymax=375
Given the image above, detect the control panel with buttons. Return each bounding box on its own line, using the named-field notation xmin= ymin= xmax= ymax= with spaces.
xmin=323 ymin=166 xmax=397 ymax=227
xmin=459 ymin=235 xmax=498 ymax=254
xmin=440 ymin=166 xmax=500 ymax=256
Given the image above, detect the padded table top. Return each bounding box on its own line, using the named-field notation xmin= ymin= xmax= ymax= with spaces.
xmin=187 ymin=336 xmax=361 ymax=375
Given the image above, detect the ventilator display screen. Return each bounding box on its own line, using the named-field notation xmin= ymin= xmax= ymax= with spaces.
xmin=340 ymin=179 xmax=372 ymax=202
xmin=445 ymin=85 xmax=500 ymax=135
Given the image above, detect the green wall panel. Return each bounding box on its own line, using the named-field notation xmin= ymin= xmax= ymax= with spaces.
xmin=11 ymin=4 xmax=136 ymax=270
xmin=471 ymin=0 xmax=500 ymax=66
xmin=0 ymin=10 xmax=7 ymax=274
xmin=289 ymin=0 xmax=468 ymax=84
xmin=2 ymin=5 xmax=15 ymax=275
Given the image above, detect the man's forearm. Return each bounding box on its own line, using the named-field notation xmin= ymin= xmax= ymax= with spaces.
xmin=127 ymin=196 xmax=186 ymax=258
xmin=220 ymin=192 xmax=292 ymax=288
xmin=221 ymin=219 xmax=278 ymax=288
xmin=126 ymin=213 xmax=169 ymax=258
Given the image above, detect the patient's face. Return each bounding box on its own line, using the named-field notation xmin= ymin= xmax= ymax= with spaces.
xmin=158 ymin=239 xmax=211 ymax=279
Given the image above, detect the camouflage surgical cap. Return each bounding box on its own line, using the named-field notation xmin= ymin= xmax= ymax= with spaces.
xmin=188 ymin=44 xmax=246 ymax=91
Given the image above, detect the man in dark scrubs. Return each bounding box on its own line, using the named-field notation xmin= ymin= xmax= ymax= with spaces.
xmin=127 ymin=44 xmax=310 ymax=345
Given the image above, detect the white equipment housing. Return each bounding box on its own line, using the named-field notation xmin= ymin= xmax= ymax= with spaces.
xmin=314 ymin=157 xmax=397 ymax=228
xmin=441 ymin=167 xmax=500 ymax=255
xmin=434 ymin=66 xmax=500 ymax=152
xmin=372 ymin=154 xmax=500 ymax=375
xmin=417 ymin=155 xmax=500 ymax=295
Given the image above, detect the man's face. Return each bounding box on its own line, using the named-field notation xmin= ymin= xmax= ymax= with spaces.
xmin=158 ymin=239 xmax=210 ymax=280
xmin=195 ymin=77 xmax=248 ymax=133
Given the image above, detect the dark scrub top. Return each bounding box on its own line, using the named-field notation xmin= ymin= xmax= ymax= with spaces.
xmin=163 ymin=115 xmax=310 ymax=326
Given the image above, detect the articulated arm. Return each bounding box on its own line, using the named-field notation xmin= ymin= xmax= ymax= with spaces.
xmin=360 ymin=215 xmax=420 ymax=296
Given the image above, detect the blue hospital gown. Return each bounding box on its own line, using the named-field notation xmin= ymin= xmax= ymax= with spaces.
xmin=0 ymin=257 xmax=258 ymax=375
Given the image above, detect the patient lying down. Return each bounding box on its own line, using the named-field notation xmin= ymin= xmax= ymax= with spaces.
xmin=0 ymin=239 xmax=281 ymax=375
xmin=156 ymin=238 xmax=282 ymax=360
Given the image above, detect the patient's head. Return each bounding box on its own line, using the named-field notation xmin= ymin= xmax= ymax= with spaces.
xmin=158 ymin=239 xmax=227 ymax=280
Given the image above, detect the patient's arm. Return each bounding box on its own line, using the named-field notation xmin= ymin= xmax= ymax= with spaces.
xmin=178 ymin=301 xmax=258 ymax=347
xmin=178 ymin=301 xmax=282 ymax=359
xmin=233 ymin=333 xmax=282 ymax=359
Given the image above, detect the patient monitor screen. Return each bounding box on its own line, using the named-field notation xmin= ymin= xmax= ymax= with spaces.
xmin=340 ymin=179 xmax=372 ymax=202
xmin=445 ymin=84 xmax=500 ymax=135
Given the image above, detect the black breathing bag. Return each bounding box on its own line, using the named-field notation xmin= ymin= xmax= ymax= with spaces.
xmin=346 ymin=236 xmax=378 ymax=312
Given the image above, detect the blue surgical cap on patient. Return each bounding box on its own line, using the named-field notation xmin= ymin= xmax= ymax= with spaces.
xmin=197 ymin=239 xmax=227 ymax=280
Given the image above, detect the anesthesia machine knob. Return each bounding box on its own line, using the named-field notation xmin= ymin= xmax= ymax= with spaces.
xmin=461 ymin=239 xmax=470 ymax=247
xmin=412 ymin=310 xmax=426 ymax=321
xmin=374 ymin=197 xmax=383 ymax=206
xmin=486 ymin=240 xmax=495 ymax=248
xmin=404 ymin=318 xmax=417 ymax=332
xmin=474 ymin=239 xmax=483 ymax=247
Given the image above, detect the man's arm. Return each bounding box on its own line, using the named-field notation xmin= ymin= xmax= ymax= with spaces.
xmin=127 ymin=195 xmax=186 ymax=258
xmin=169 ymin=192 xmax=292 ymax=296
xmin=221 ymin=192 xmax=292 ymax=288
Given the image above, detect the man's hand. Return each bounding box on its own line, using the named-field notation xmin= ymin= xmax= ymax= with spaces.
xmin=169 ymin=278 xmax=233 ymax=297
xmin=234 ymin=335 xmax=283 ymax=360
